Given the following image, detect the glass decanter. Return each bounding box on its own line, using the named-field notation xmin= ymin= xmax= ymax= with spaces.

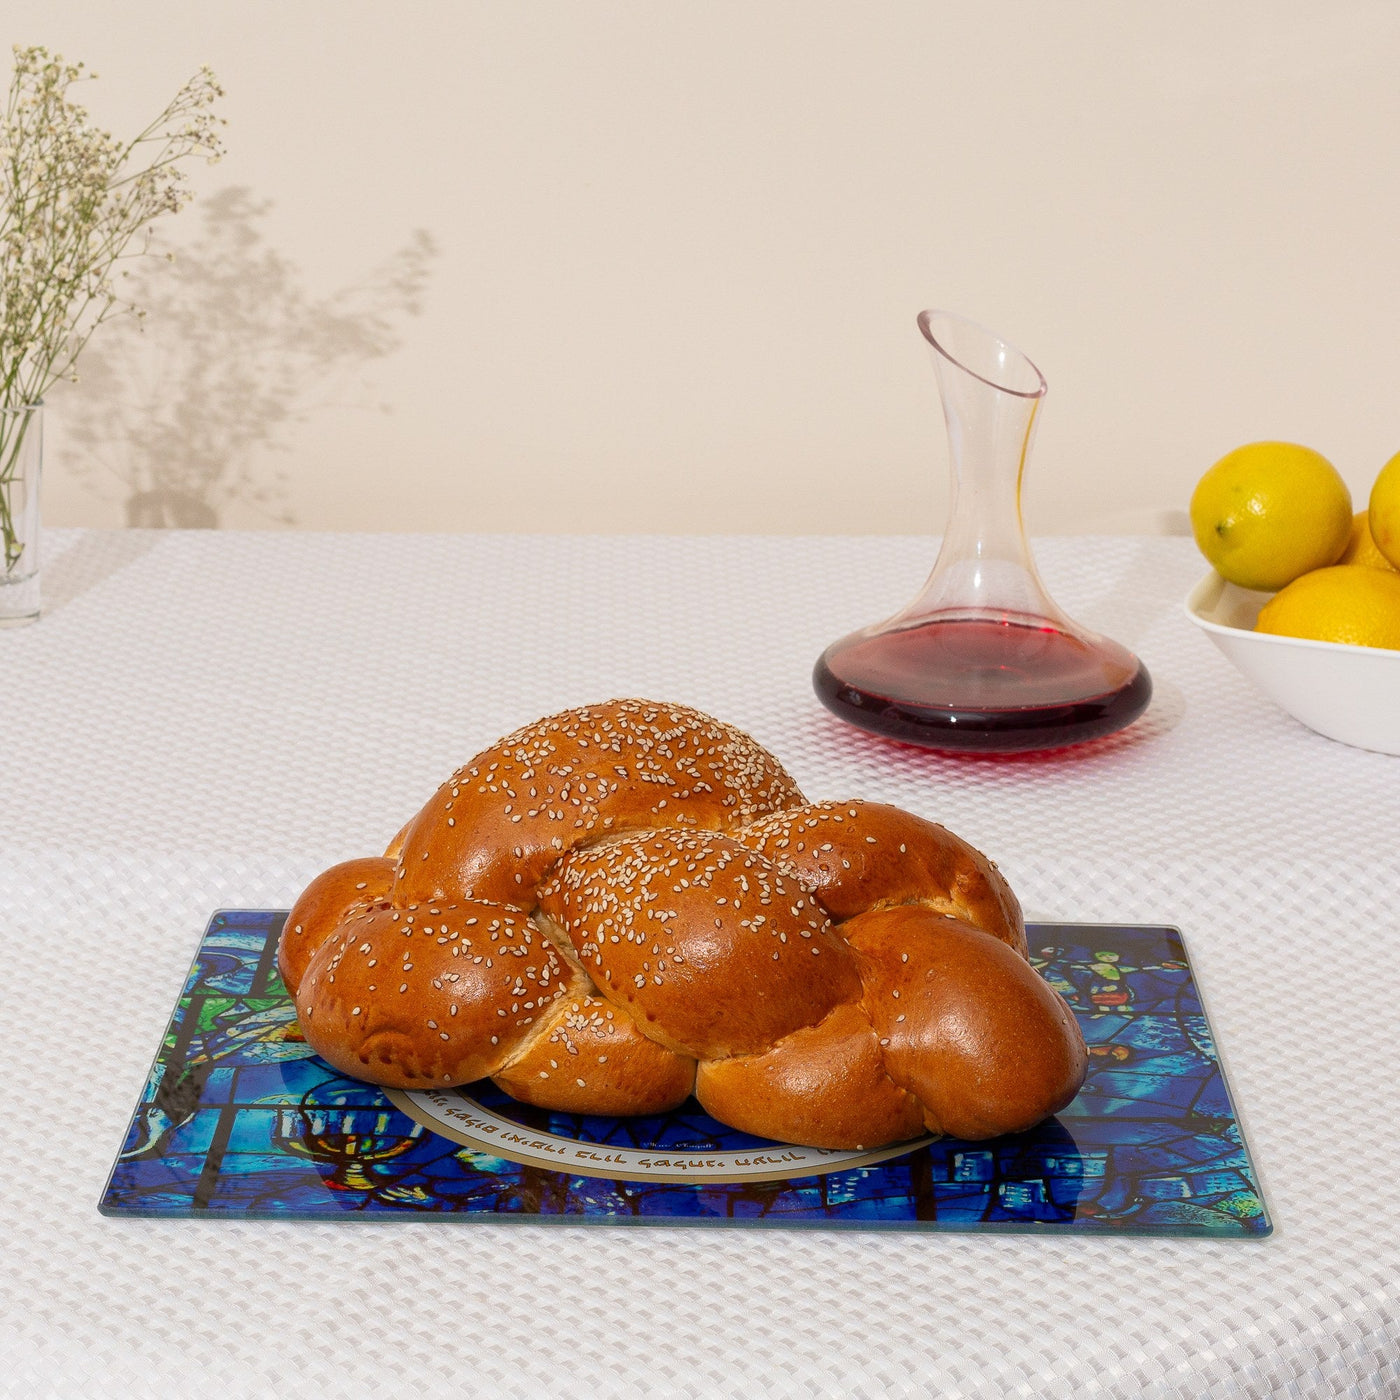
xmin=813 ymin=310 xmax=1152 ymax=753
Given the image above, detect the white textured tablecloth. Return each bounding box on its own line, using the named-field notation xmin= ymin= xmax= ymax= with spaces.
xmin=2 ymin=528 xmax=1398 ymax=1400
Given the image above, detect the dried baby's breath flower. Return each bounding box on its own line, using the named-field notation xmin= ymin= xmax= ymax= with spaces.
xmin=0 ymin=44 xmax=224 ymax=569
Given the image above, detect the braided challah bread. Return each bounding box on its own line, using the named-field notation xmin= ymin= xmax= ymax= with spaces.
xmin=280 ymin=699 xmax=1086 ymax=1149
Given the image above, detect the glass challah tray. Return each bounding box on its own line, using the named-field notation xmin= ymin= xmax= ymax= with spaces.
xmin=100 ymin=911 xmax=1270 ymax=1236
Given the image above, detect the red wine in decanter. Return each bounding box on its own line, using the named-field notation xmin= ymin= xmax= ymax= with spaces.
xmin=813 ymin=615 xmax=1152 ymax=752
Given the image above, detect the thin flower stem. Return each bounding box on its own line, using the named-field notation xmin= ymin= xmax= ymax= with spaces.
xmin=0 ymin=405 xmax=37 ymax=569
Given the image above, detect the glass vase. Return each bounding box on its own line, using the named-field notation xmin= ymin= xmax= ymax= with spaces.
xmin=813 ymin=311 xmax=1151 ymax=753
xmin=0 ymin=402 xmax=42 ymax=628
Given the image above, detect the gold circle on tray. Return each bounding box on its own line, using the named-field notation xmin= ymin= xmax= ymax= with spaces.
xmin=388 ymin=1086 xmax=935 ymax=1184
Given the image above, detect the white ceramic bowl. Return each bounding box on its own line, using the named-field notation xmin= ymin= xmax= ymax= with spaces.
xmin=1185 ymin=571 xmax=1400 ymax=756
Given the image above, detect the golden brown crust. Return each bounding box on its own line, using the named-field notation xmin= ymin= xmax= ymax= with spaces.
xmin=694 ymin=1001 xmax=925 ymax=1150
xmin=294 ymin=900 xmax=584 ymax=1088
xmin=286 ymin=698 xmax=1082 ymax=1149
xmin=384 ymin=820 xmax=412 ymax=861
xmin=278 ymin=856 xmax=395 ymax=995
xmin=536 ymin=829 xmax=862 ymax=1060
xmin=493 ymin=994 xmax=696 ymax=1115
xmin=844 ymin=905 xmax=1087 ymax=1139
xmin=734 ymin=801 xmax=1026 ymax=957
xmin=393 ymin=699 xmax=805 ymax=908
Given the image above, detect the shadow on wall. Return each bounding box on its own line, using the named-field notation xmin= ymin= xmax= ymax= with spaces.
xmin=55 ymin=187 xmax=436 ymax=528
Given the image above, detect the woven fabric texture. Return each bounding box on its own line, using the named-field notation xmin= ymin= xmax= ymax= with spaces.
xmin=2 ymin=528 xmax=1398 ymax=1399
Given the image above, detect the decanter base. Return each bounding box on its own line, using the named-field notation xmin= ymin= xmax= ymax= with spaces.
xmin=814 ymin=616 xmax=1153 ymax=753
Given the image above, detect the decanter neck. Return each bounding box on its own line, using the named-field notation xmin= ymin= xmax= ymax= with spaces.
xmin=904 ymin=310 xmax=1061 ymax=624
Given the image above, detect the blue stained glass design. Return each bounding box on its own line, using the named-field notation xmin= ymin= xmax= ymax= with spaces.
xmin=100 ymin=913 xmax=1271 ymax=1235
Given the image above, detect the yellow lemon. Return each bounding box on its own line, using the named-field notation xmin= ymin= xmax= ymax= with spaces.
xmin=1337 ymin=510 xmax=1398 ymax=571
xmin=1190 ymin=442 xmax=1352 ymax=590
xmin=1368 ymin=450 xmax=1400 ymax=570
xmin=1255 ymin=565 xmax=1400 ymax=651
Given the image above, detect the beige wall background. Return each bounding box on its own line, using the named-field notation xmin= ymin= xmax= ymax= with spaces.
xmin=11 ymin=1 xmax=1400 ymax=535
